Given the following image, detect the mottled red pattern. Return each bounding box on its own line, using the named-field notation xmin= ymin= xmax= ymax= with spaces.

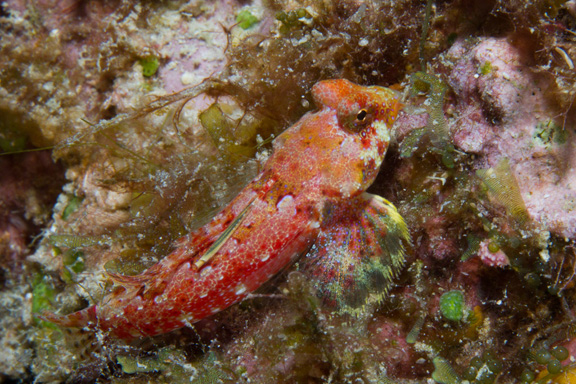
xmin=41 ymin=79 xmax=402 ymax=340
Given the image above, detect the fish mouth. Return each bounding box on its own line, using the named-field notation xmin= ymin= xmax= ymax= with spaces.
xmin=366 ymin=86 xmax=404 ymax=128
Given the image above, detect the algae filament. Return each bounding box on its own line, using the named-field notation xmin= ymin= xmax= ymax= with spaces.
xmin=401 ymin=72 xmax=455 ymax=168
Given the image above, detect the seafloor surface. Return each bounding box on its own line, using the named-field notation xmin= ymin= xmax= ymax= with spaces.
xmin=1 ymin=0 xmax=576 ymax=383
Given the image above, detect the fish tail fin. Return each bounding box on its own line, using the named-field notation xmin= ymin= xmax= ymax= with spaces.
xmin=38 ymin=305 xmax=97 ymax=329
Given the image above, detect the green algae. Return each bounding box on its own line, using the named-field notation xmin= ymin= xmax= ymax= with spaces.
xmin=533 ymin=119 xmax=568 ymax=147
xmin=399 ymin=126 xmax=427 ymax=158
xmin=117 ymin=347 xmax=181 ymax=374
xmin=275 ymin=8 xmax=313 ymax=34
xmin=439 ymin=291 xmax=466 ymax=322
xmin=32 ymin=277 xmax=55 ymax=316
xmin=419 ymin=0 xmax=434 ymax=71
xmin=199 ymin=102 xmax=253 ymax=158
xmin=479 ymin=61 xmax=493 ymax=75
xmin=401 ymin=72 xmax=455 ymax=170
xmin=487 ymin=241 xmax=500 ymax=253
xmin=104 ymin=249 xmax=156 ymax=277
xmin=128 ymin=191 xmax=160 ymax=219
xmin=60 ymin=249 xmax=85 ymax=283
xmin=411 ymin=72 xmax=452 ymax=151
xmin=31 ymin=274 xmax=58 ymax=329
xmin=476 ymin=158 xmax=529 ymax=225
xmin=551 ymin=346 xmax=569 ymax=361
xmin=198 ymin=102 xmax=277 ymax=161
xmin=61 ymin=195 xmax=82 ymax=221
xmin=116 ymin=348 xmax=234 ymax=382
xmin=236 ymin=9 xmax=259 ymax=29
xmin=139 ymin=56 xmax=160 ymax=77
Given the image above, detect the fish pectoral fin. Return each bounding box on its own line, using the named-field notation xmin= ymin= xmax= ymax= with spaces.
xmin=106 ymin=270 xmax=171 ymax=301
xmin=106 ymin=271 xmax=151 ymax=287
xmin=300 ymin=192 xmax=411 ymax=317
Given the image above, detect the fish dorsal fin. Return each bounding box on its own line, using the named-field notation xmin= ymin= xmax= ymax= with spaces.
xmin=300 ymin=193 xmax=410 ymax=317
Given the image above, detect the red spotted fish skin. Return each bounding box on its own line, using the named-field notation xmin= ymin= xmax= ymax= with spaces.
xmin=40 ymin=79 xmax=403 ymax=340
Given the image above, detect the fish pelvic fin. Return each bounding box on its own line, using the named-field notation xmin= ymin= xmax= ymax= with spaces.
xmin=301 ymin=192 xmax=410 ymax=317
xmin=38 ymin=305 xmax=97 ymax=329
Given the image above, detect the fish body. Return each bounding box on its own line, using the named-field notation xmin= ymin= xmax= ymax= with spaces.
xmin=41 ymin=79 xmax=408 ymax=340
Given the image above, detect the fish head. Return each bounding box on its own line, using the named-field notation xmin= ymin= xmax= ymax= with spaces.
xmin=311 ymin=79 xmax=403 ymax=194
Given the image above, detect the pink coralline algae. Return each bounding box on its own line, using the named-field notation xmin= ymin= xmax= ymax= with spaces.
xmin=477 ymin=240 xmax=510 ymax=268
xmin=447 ymin=37 xmax=576 ymax=239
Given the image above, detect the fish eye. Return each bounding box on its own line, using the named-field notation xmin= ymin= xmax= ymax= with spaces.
xmin=338 ymin=104 xmax=373 ymax=133
xmin=355 ymin=108 xmax=373 ymax=127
